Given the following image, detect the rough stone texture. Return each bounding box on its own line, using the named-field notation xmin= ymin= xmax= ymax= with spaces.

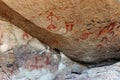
xmin=56 ymin=62 xmax=120 ymax=80
xmin=0 ymin=19 xmax=47 ymax=53
xmin=0 ymin=19 xmax=120 ymax=80
xmin=1 ymin=0 xmax=120 ymax=63
xmin=0 ymin=19 xmax=64 ymax=79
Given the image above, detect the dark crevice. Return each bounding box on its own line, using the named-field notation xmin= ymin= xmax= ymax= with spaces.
xmin=71 ymin=58 xmax=120 ymax=68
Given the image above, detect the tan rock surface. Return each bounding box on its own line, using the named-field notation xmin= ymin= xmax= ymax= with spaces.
xmin=0 ymin=0 xmax=120 ymax=63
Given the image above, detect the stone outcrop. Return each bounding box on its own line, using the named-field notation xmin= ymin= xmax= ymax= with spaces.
xmin=56 ymin=62 xmax=120 ymax=80
xmin=0 ymin=0 xmax=120 ymax=63
xmin=0 ymin=19 xmax=120 ymax=80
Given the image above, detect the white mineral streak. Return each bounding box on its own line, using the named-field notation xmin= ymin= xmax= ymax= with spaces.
xmin=0 ymin=20 xmax=32 ymax=53
xmin=56 ymin=62 xmax=120 ymax=80
xmin=11 ymin=68 xmax=55 ymax=80
xmin=28 ymin=38 xmax=46 ymax=51
xmin=58 ymin=63 xmax=66 ymax=72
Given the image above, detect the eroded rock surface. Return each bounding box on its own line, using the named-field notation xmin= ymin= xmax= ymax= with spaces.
xmin=1 ymin=0 xmax=120 ymax=63
xmin=0 ymin=19 xmax=120 ymax=80
xmin=0 ymin=19 xmax=84 ymax=80
xmin=56 ymin=62 xmax=120 ymax=80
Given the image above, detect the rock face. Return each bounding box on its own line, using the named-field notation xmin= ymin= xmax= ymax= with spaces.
xmin=0 ymin=19 xmax=120 ymax=80
xmin=1 ymin=0 xmax=120 ymax=63
xmin=56 ymin=62 xmax=120 ymax=80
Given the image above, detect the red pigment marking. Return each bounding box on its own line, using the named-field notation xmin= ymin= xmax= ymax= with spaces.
xmin=108 ymin=22 xmax=116 ymax=32
xmin=96 ymin=44 xmax=103 ymax=51
xmin=1 ymin=33 xmax=3 ymax=39
xmin=8 ymin=67 xmax=14 ymax=74
xmin=47 ymin=12 xmax=59 ymax=30
xmin=0 ymin=56 xmax=5 ymax=62
xmin=65 ymin=21 xmax=74 ymax=32
xmin=111 ymin=13 xmax=120 ymax=20
xmin=101 ymin=37 xmax=111 ymax=45
xmin=30 ymin=16 xmax=36 ymax=19
xmin=98 ymin=26 xmax=108 ymax=36
xmin=79 ymin=32 xmax=92 ymax=40
xmin=74 ymin=30 xmax=95 ymax=41
xmin=74 ymin=22 xmax=117 ymax=52
xmin=109 ymin=31 xmax=115 ymax=36
xmin=98 ymin=22 xmax=116 ymax=36
xmin=101 ymin=37 xmax=108 ymax=43
xmin=47 ymin=24 xmax=57 ymax=30
xmin=22 ymin=33 xmax=29 ymax=40
xmin=44 ymin=56 xmax=49 ymax=65
xmin=30 ymin=56 xmax=43 ymax=69
xmin=80 ymin=33 xmax=89 ymax=40
xmin=47 ymin=12 xmax=59 ymax=20
xmin=110 ymin=34 xmax=118 ymax=42
xmin=74 ymin=38 xmax=80 ymax=42
xmin=95 ymin=22 xmax=116 ymax=50
xmin=93 ymin=29 xmax=100 ymax=35
xmin=0 ymin=33 xmax=3 ymax=42
xmin=76 ymin=20 xmax=118 ymax=42
xmin=1 ymin=73 xmax=9 ymax=80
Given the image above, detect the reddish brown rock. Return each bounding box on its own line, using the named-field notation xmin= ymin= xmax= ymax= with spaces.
xmin=0 ymin=0 xmax=120 ymax=63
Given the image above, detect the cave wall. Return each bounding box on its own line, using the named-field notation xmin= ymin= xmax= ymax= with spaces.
xmin=0 ymin=0 xmax=120 ymax=63
xmin=0 ymin=18 xmax=46 ymax=53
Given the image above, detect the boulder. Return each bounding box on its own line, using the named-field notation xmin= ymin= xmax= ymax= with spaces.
xmin=0 ymin=0 xmax=120 ymax=63
xmin=56 ymin=62 xmax=120 ymax=80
